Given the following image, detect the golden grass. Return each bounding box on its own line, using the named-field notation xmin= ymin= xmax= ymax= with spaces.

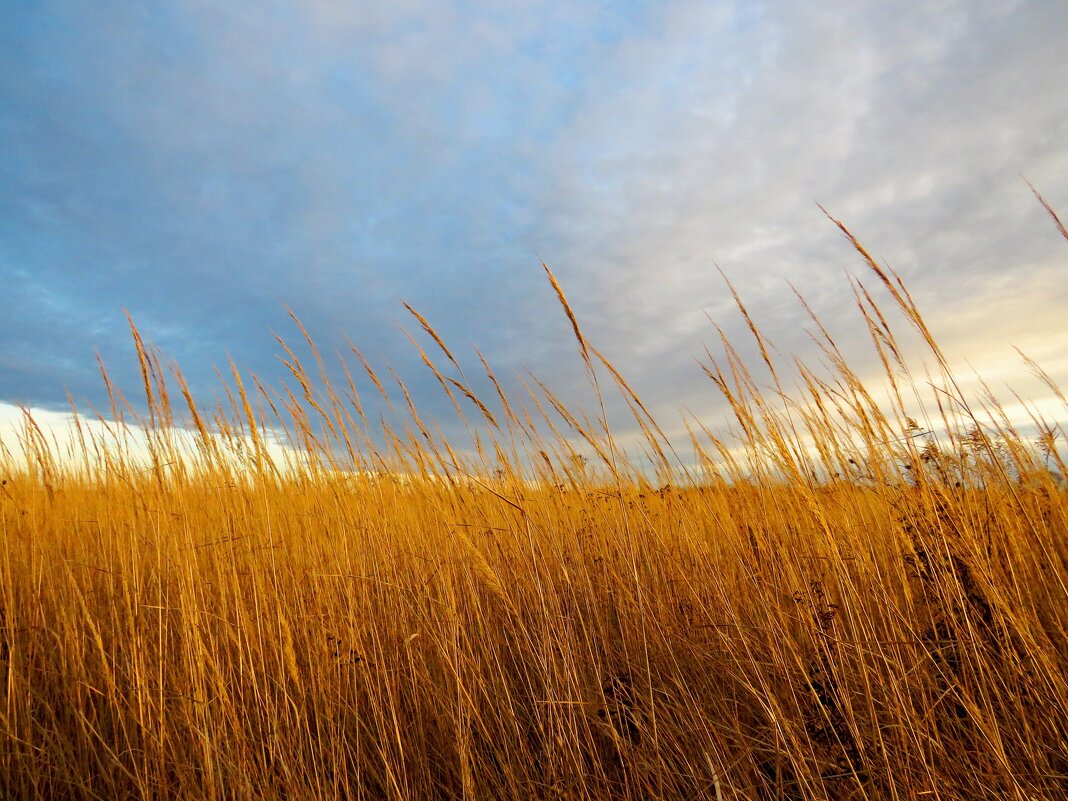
xmin=1 ymin=211 xmax=1067 ymax=800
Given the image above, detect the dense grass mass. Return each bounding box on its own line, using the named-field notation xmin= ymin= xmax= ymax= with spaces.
xmin=2 ymin=214 xmax=1067 ymax=800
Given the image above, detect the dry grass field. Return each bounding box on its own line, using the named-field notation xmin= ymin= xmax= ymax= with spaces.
xmin=2 ymin=213 xmax=1067 ymax=800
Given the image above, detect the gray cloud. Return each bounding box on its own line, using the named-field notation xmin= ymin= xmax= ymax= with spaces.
xmin=1 ymin=0 xmax=1066 ymax=444
xmin=520 ymin=0 xmax=1068 ymax=426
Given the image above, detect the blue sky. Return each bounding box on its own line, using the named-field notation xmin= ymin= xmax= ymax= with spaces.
xmin=3 ymin=1 xmax=1068 ymax=447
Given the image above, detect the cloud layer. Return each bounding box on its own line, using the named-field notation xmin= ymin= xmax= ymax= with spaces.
xmin=2 ymin=0 xmax=1067 ymax=441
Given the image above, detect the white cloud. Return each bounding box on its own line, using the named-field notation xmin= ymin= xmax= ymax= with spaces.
xmin=3 ymin=0 xmax=1066 ymax=451
xmin=511 ymin=0 xmax=1068 ymax=427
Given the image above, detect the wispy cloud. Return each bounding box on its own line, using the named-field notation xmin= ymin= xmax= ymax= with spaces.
xmin=2 ymin=0 xmax=1066 ymax=441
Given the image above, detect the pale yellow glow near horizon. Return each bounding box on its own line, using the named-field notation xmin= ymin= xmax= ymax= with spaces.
xmin=4 ymin=263 xmax=1068 ymax=477
xmin=0 ymin=402 xmax=304 ymax=476
xmin=2 ymin=337 xmax=1064 ymax=478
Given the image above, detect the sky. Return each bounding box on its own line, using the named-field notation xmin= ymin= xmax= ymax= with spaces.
xmin=2 ymin=0 xmax=1068 ymax=462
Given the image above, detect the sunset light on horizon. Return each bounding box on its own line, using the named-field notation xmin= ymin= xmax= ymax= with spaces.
xmin=3 ymin=1 xmax=1067 ymax=454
